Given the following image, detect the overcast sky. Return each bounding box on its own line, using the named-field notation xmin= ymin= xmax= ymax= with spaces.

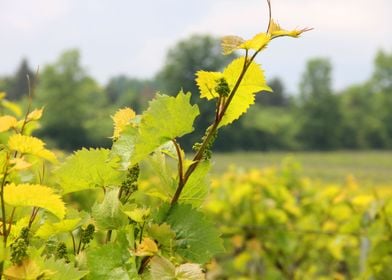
xmin=1 ymin=0 xmax=391 ymax=93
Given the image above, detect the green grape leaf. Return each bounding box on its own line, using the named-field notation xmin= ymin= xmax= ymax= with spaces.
xmin=131 ymin=91 xmax=199 ymax=164
xmin=142 ymin=154 xmax=209 ymax=207
xmin=92 ymin=189 xmax=128 ymax=230
xmin=4 ymin=183 xmax=66 ymax=219
xmin=41 ymin=258 xmax=88 ymax=280
xmin=87 ymin=230 xmax=137 ymax=279
xmin=35 ymin=218 xmax=81 ymax=238
xmin=180 ymin=160 xmax=210 ymax=207
xmin=165 ymin=204 xmax=224 ymax=263
xmin=141 ymin=149 xmax=177 ymax=201
xmin=219 ymin=57 xmax=272 ymax=127
xmin=54 ymin=148 xmax=125 ymax=194
xmin=148 ymin=223 xmax=176 ymax=254
xmin=111 ymin=125 xmax=138 ymax=170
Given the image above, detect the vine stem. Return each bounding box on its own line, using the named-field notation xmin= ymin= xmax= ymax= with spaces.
xmin=170 ymin=49 xmax=260 ymax=207
xmin=172 ymin=140 xmax=184 ymax=187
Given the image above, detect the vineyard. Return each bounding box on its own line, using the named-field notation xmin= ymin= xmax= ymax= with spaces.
xmin=1 ymin=1 xmax=391 ymax=280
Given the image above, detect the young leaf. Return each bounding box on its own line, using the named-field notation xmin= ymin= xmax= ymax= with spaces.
xmin=4 ymin=259 xmax=50 ymax=280
xmin=8 ymin=134 xmax=57 ymax=162
xmin=221 ymin=35 xmax=245 ymax=55
xmin=91 ymin=189 xmax=128 ymax=230
xmin=239 ymin=32 xmax=271 ymax=52
xmin=54 ymin=148 xmax=125 ymax=194
xmin=4 ymin=183 xmax=66 ymax=220
xmin=135 ymin=237 xmax=158 ymax=256
xmin=165 ymin=204 xmax=224 ymax=263
xmin=150 ymin=256 xmax=176 ymax=279
xmin=35 ymin=218 xmax=81 ymax=239
xmin=175 ymin=263 xmax=205 ymax=280
xmin=197 ymin=57 xmax=271 ymax=127
xmin=195 ymin=71 xmax=223 ymax=100
xmin=41 ymin=258 xmax=88 ymax=280
xmin=110 ymin=125 xmax=138 ymax=170
xmin=268 ymin=19 xmax=311 ymax=39
xmin=27 ymin=107 xmax=44 ymax=122
xmin=0 ymin=115 xmax=18 ymax=132
xmin=131 ymin=91 xmax=199 ymax=164
xmin=150 ymin=256 xmax=205 ymax=280
xmin=112 ymin=107 xmax=136 ymax=139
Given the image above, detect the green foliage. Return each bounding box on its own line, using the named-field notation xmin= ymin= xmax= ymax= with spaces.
xmin=54 ymin=148 xmax=125 ymax=194
xmin=42 ymin=258 xmax=88 ymax=280
xmin=86 ymin=230 xmax=137 ymax=279
xmin=92 ymin=189 xmax=128 ymax=230
xmin=131 ymin=91 xmax=199 ymax=164
xmin=298 ymin=58 xmax=342 ymax=149
xmin=163 ymin=203 xmax=224 ymax=263
xmin=0 ymin=3 xmax=315 ymax=279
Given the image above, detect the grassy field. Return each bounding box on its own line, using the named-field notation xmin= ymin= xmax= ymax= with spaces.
xmin=211 ymin=151 xmax=392 ymax=187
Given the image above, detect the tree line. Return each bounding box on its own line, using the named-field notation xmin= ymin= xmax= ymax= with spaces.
xmin=1 ymin=35 xmax=391 ymax=151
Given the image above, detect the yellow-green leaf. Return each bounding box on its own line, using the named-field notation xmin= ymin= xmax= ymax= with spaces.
xmin=135 ymin=237 xmax=158 ymax=256
xmin=220 ymin=57 xmax=272 ymax=127
xmin=268 ymin=19 xmax=312 ymax=38
xmin=195 ymin=71 xmax=223 ymax=100
xmin=150 ymin=256 xmax=205 ymax=280
xmin=35 ymin=218 xmax=81 ymax=238
xmin=26 ymin=107 xmax=44 ymax=121
xmin=122 ymin=207 xmax=150 ymax=223
xmin=221 ymin=35 xmax=245 ymax=55
xmin=8 ymin=134 xmax=57 ymax=162
xmin=4 ymin=183 xmax=66 ymax=219
xmin=1 ymin=100 xmax=22 ymax=116
xmin=4 ymin=259 xmax=55 ymax=280
xmin=9 ymin=157 xmax=32 ymax=171
xmin=0 ymin=115 xmax=18 ymax=132
xmin=352 ymin=195 xmax=374 ymax=208
xmin=239 ymin=32 xmax=271 ymax=52
xmin=112 ymin=107 xmax=136 ymax=139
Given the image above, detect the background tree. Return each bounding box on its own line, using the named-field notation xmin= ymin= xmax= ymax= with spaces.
xmin=297 ymin=58 xmax=342 ymax=150
xmin=339 ymin=84 xmax=386 ymax=148
xmin=105 ymin=75 xmax=155 ymax=113
xmin=35 ymin=49 xmax=111 ymax=150
xmin=3 ymin=58 xmax=35 ymax=101
xmin=370 ymin=49 xmax=392 ymax=148
xmin=256 ymin=77 xmax=289 ymax=107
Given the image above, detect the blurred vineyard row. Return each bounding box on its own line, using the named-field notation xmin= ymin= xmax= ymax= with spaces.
xmin=141 ymin=159 xmax=392 ymax=279
xmin=197 ymin=160 xmax=391 ymax=279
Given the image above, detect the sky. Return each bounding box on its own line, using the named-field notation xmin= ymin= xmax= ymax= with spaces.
xmin=1 ymin=0 xmax=391 ymax=93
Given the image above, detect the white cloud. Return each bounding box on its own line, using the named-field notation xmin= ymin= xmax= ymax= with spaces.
xmin=1 ymin=0 xmax=69 ymax=32
xmin=0 ymin=0 xmax=390 ymax=91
